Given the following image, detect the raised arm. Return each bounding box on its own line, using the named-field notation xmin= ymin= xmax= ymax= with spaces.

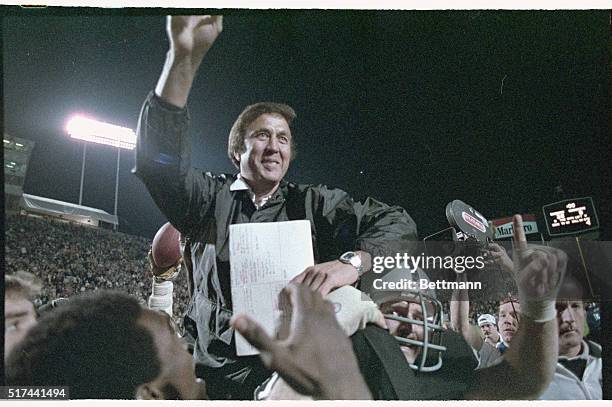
xmin=467 ymin=215 xmax=566 ymax=399
xmin=133 ymin=16 xmax=224 ymax=236
xmin=450 ymin=273 xmax=483 ymax=351
xmin=155 ymin=15 xmax=223 ymax=108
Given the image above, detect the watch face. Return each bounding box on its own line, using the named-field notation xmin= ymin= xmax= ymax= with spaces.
xmin=340 ymin=251 xmax=361 ymax=268
xmin=340 ymin=251 xmax=356 ymax=263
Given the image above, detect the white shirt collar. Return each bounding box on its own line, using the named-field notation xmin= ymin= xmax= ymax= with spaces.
xmin=230 ymin=174 xmax=276 ymax=209
xmin=558 ymin=340 xmax=589 ymax=361
xmin=229 ymin=174 xmax=250 ymax=192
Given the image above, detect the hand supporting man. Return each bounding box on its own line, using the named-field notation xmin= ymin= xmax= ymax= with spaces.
xmin=290 ymin=250 xmax=372 ymax=296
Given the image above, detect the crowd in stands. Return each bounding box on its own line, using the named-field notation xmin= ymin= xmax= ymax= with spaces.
xmin=5 ymin=214 xmax=190 ymax=317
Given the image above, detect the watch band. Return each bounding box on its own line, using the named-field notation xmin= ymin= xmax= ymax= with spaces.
xmin=339 ymin=251 xmax=365 ymax=277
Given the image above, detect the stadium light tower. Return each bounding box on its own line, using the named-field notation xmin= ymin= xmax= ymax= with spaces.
xmin=66 ymin=115 xmax=136 ymax=230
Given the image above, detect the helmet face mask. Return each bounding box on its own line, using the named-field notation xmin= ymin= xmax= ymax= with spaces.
xmin=377 ymin=289 xmax=447 ymax=372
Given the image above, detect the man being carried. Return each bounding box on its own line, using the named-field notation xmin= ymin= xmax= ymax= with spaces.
xmin=134 ymin=15 xmax=417 ymax=399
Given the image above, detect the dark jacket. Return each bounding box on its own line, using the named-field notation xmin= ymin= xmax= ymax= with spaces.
xmin=134 ymin=92 xmax=418 ymax=380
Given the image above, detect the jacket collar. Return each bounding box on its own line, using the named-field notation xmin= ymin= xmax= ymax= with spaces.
xmin=230 ymin=174 xmax=288 ymax=208
xmin=559 ymin=340 xmax=590 ymax=361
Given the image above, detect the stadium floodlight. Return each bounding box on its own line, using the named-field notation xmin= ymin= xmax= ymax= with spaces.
xmin=65 ymin=114 xmax=137 ymax=229
xmin=66 ymin=115 xmax=136 ymax=150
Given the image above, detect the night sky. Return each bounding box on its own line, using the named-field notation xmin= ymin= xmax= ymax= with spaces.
xmin=3 ymin=10 xmax=610 ymax=239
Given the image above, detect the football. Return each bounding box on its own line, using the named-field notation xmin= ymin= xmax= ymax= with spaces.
xmin=151 ymin=222 xmax=181 ymax=268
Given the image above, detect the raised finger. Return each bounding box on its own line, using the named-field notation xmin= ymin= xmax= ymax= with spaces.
xmin=512 ymin=214 xmax=528 ymax=253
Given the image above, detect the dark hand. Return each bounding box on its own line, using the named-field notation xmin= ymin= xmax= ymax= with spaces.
xmin=231 ymin=284 xmax=371 ymax=400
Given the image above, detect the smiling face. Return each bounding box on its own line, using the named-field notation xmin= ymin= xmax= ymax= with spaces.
xmin=235 ymin=113 xmax=292 ymax=193
xmin=498 ymin=301 xmax=520 ymax=344
xmin=556 ymin=300 xmax=586 ymax=357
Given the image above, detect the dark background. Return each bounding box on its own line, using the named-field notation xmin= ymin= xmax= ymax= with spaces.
xmin=3 ymin=10 xmax=610 ymax=240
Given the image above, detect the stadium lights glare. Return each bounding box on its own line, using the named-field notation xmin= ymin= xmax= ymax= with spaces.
xmin=66 ymin=114 xmax=134 ymax=228
xmin=66 ymin=115 xmax=136 ymax=150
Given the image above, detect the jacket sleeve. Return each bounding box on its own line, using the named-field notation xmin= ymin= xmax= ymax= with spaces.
xmin=313 ymin=185 xmax=419 ymax=260
xmin=132 ymin=91 xmax=222 ymax=237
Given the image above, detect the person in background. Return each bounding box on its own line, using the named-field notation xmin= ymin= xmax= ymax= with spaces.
xmin=6 ymin=290 xmax=206 ymax=400
xmin=477 ymin=314 xmax=501 ymax=347
xmin=539 ymin=274 xmax=602 ymax=399
xmin=5 ymin=273 xmax=40 ymax=361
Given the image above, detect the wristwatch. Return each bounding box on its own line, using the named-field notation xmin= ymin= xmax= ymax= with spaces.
xmin=339 ymin=251 xmax=364 ymax=277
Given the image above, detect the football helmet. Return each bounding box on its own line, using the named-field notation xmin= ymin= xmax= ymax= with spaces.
xmin=369 ymin=267 xmax=447 ymax=372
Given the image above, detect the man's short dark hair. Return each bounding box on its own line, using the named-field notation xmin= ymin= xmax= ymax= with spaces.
xmin=6 ymin=290 xmax=161 ymax=399
xmin=227 ymin=102 xmax=297 ymax=168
